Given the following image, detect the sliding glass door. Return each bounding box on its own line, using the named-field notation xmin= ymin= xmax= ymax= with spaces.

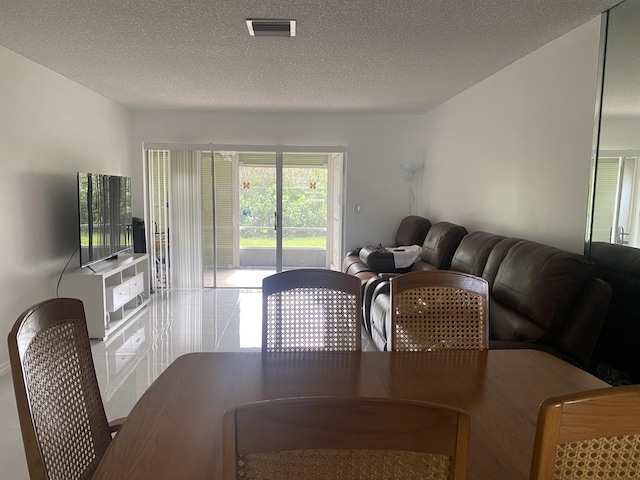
xmin=208 ymin=145 xmax=345 ymax=288
xmin=146 ymin=144 xmax=344 ymax=289
xmin=237 ymin=151 xmax=278 ymax=274
xmin=281 ymin=153 xmax=330 ymax=269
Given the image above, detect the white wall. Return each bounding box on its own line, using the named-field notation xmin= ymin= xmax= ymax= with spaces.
xmin=0 ymin=47 xmax=130 ymax=370
xmin=600 ymin=116 xmax=640 ymax=150
xmin=422 ymin=17 xmax=603 ymax=253
xmin=129 ymin=111 xmax=425 ymax=252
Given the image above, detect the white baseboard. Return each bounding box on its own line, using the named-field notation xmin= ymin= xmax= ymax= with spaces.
xmin=0 ymin=360 xmax=10 ymax=377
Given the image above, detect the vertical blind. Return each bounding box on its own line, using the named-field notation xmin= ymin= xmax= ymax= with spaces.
xmin=592 ymin=158 xmax=620 ymax=243
xmin=147 ymin=149 xmax=170 ymax=290
xmin=170 ymin=150 xmax=203 ymax=288
xmin=147 ymin=149 xmax=204 ymax=289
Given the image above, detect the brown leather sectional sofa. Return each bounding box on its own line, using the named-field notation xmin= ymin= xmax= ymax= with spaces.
xmin=343 ymin=217 xmax=612 ymax=369
xmin=589 ymin=242 xmax=640 ymax=383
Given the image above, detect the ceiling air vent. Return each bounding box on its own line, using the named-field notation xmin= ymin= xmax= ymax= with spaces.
xmin=246 ymin=19 xmax=296 ymax=37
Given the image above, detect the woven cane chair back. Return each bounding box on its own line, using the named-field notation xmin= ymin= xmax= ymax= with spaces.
xmin=223 ymin=397 xmax=470 ymax=480
xmin=262 ymin=269 xmax=362 ymax=352
xmin=8 ymin=298 xmax=114 ymax=480
xmin=529 ymin=385 xmax=640 ymax=480
xmin=390 ymin=270 xmax=489 ymax=351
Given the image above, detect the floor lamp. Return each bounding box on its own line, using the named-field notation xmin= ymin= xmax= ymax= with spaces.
xmin=402 ymin=161 xmax=424 ymax=213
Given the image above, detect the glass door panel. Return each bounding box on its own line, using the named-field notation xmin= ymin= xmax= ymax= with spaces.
xmin=282 ymin=153 xmax=328 ymax=269
xmin=207 ymin=150 xmax=277 ymax=288
xmin=206 ymin=146 xmax=344 ymax=288
xmin=238 ymin=152 xmax=277 ymax=271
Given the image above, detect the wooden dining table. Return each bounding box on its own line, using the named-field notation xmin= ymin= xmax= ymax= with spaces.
xmin=92 ymin=349 xmax=609 ymax=479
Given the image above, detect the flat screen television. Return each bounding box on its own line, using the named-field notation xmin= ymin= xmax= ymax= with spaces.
xmin=77 ymin=172 xmax=133 ymax=267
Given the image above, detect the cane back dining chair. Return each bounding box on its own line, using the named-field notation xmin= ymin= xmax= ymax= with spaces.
xmin=223 ymin=396 xmax=470 ymax=480
xmin=529 ymin=385 xmax=640 ymax=480
xmin=8 ymin=297 xmax=124 ymax=480
xmin=262 ymin=269 xmax=362 ymax=352
xmin=390 ymin=270 xmax=489 ymax=351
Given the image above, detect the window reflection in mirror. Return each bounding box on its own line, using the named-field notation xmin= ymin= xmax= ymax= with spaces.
xmin=590 ymin=0 xmax=640 ymax=249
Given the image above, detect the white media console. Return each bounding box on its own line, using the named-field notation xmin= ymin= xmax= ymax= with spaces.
xmin=60 ymin=253 xmax=151 ymax=340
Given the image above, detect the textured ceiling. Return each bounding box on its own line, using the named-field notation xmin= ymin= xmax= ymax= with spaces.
xmin=0 ymin=0 xmax=621 ymax=113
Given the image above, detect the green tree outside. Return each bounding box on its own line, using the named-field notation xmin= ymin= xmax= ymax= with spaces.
xmin=239 ymin=166 xmax=327 ymax=247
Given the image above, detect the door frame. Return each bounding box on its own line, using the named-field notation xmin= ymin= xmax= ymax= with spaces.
xmin=143 ymin=143 xmax=347 ymax=288
xmin=213 ymin=144 xmax=347 ymax=282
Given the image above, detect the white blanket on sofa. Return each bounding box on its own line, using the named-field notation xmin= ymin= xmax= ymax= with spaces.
xmin=387 ymin=245 xmax=422 ymax=268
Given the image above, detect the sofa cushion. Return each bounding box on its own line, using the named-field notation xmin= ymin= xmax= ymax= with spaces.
xmin=451 ymin=231 xmax=506 ymax=277
xmin=419 ymin=222 xmax=468 ymax=269
xmin=481 ymin=238 xmax=523 ymax=289
xmin=394 ymin=215 xmax=432 ymax=247
xmin=492 ymin=241 xmax=595 ymax=333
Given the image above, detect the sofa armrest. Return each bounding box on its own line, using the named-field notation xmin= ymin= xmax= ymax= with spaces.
xmin=363 ymin=276 xmax=386 ymax=333
xmin=369 ymin=281 xmax=391 ymax=351
xmin=345 ymin=248 xmax=362 ymax=257
xmin=558 ymin=277 xmax=611 ymax=369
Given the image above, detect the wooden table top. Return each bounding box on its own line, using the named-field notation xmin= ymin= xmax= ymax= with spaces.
xmin=93 ymin=350 xmax=609 ymax=479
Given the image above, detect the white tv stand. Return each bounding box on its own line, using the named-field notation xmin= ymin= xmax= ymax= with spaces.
xmin=60 ymin=253 xmax=151 ymax=340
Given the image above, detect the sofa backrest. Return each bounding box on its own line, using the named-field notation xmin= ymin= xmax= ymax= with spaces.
xmin=394 ymin=216 xmax=432 ymax=247
xmin=481 ymin=237 xmax=522 ymax=289
xmin=451 ymin=231 xmax=506 ymax=277
xmin=490 ymin=240 xmax=595 ymax=338
xmin=419 ymin=222 xmax=467 ymax=270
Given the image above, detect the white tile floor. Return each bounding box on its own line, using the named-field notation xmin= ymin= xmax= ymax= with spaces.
xmin=0 ymin=288 xmax=375 ymax=479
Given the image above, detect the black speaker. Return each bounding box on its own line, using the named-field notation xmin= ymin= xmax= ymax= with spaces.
xmin=132 ymin=217 xmax=147 ymax=253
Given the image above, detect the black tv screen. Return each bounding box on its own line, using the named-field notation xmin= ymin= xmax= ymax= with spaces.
xmin=77 ymin=172 xmax=133 ymax=267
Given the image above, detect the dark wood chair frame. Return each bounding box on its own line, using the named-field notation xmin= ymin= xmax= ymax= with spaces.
xmin=262 ymin=269 xmax=362 ymax=352
xmin=223 ymin=396 xmax=470 ymax=480
xmin=8 ymin=297 xmax=125 ymax=480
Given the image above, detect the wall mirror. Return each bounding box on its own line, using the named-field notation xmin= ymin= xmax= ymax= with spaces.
xmin=588 ymin=0 xmax=640 ymax=252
